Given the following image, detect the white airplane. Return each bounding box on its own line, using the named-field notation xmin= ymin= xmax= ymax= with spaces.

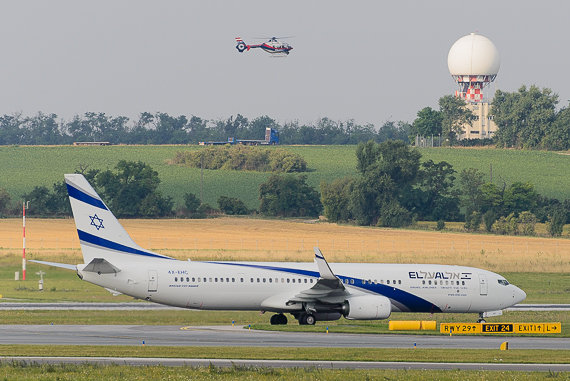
xmin=32 ymin=174 xmax=526 ymax=325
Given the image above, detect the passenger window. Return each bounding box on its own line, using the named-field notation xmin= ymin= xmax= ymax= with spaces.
xmin=220 ymin=278 xmax=223 ymax=282
xmin=292 ymin=279 xmax=295 ymax=283
xmin=287 ymin=279 xmax=290 ymax=283
xmin=192 ymin=277 xmax=195 ymax=282
xmin=250 ymin=278 xmax=254 ymax=283
xmin=231 ymin=278 xmax=235 ymax=282
xmin=175 ymin=277 xmax=178 ymax=282
xmin=462 ymin=281 xmax=465 ymax=285
xmin=215 ymin=278 xmax=218 ymax=282
xmin=263 ymin=278 xmax=266 ymax=283
xmin=310 ymin=279 xmax=314 ymax=283
xmin=240 ymin=278 xmax=243 ymax=282
xmin=257 ymin=278 xmax=260 ymax=283
xmin=428 ymin=280 xmax=432 ymax=285
xmin=209 ymin=278 xmax=212 ymax=282
xmin=226 ymin=278 xmax=230 ymax=282
xmin=304 ymin=279 xmax=307 ymax=283
xmin=350 ymin=279 xmax=354 ymax=285
xmin=281 ymin=278 xmax=285 ymax=283
xmin=269 ymin=278 xmax=272 ymax=283
xmin=422 ymin=280 xmax=425 ymax=285
xmin=398 ymin=280 xmax=401 ymax=285
xmin=186 ymin=277 xmax=189 ymax=282
xmin=387 ymin=280 xmax=390 ymax=285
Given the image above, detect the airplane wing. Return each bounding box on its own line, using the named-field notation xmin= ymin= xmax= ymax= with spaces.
xmin=288 ymin=248 xmax=349 ymax=305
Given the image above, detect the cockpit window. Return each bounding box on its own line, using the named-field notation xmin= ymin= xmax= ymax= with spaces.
xmin=498 ymin=279 xmax=509 ymax=286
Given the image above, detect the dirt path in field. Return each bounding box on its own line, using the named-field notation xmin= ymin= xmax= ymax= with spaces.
xmin=0 ymin=218 xmax=568 ymax=272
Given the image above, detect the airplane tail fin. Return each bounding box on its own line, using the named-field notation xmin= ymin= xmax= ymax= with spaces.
xmin=235 ymin=37 xmax=248 ymax=52
xmin=65 ymin=174 xmax=173 ymax=264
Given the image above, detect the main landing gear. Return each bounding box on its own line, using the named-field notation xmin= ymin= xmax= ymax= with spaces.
xmin=298 ymin=313 xmax=316 ymax=325
xmin=270 ymin=313 xmax=288 ymax=325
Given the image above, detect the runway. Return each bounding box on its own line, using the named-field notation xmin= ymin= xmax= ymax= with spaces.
xmin=0 ymin=324 xmax=568 ymax=350
xmin=1 ymin=356 xmax=569 ymax=372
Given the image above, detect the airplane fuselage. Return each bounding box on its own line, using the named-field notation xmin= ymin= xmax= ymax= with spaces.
xmin=78 ymin=258 xmax=524 ymax=316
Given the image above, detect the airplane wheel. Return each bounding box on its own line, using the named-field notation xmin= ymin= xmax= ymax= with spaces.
xmin=270 ymin=314 xmax=288 ymax=325
xmin=305 ymin=314 xmax=316 ymax=325
xmin=477 ymin=318 xmax=486 ymax=323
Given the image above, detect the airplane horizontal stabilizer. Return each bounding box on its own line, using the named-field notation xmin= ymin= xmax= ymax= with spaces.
xmin=29 ymin=260 xmax=77 ymax=271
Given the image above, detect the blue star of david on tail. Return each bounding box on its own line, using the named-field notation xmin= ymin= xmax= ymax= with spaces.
xmin=89 ymin=214 xmax=104 ymax=230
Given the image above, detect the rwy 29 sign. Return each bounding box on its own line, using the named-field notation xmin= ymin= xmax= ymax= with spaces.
xmin=440 ymin=322 xmax=561 ymax=334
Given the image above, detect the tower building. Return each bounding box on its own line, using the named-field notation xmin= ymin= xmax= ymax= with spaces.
xmin=447 ymin=33 xmax=500 ymax=139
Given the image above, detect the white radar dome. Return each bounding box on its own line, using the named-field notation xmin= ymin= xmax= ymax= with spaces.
xmin=447 ymin=33 xmax=500 ymax=76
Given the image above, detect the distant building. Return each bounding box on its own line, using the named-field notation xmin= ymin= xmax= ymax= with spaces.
xmin=73 ymin=142 xmax=111 ymax=146
xmin=462 ymin=103 xmax=497 ymax=140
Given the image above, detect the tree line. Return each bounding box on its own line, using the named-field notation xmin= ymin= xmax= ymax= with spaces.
xmin=1 ymin=143 xmax=567 ymax=237
xmin=0 ymin=112 xmax=410 ymax=146
xmin=410 ymin=86 xmax=570 ymax=150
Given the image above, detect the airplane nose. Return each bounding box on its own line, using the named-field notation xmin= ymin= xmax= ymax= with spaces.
xmin=514 ymin=286 xmax=526 ymax=304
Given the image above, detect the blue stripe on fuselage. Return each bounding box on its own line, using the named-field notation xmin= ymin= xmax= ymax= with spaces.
xmin=66 ymin=183 xmax=107 ymax=210
xmin=207 ymin=261 xmax=439 ymax=312
xmin=77 ymin=229 xmax=173 ymax=260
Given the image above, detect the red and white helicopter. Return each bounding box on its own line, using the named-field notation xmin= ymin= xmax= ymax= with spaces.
xmin=235 ymin=36 xmax=293 ymax=56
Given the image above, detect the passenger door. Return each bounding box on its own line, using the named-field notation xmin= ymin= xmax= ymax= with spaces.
xmin=148 ymin=270 xmax=158 ymax=292
xmin=478 ymin=274 xmax=488 ymax=296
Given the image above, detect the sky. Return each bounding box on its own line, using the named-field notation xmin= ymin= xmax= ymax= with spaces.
xmin=0 ymin=1 xmax=569 ymax=127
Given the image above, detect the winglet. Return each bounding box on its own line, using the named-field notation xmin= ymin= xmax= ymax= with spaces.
xmin=314 ymin=247 xmax=337 ymax=280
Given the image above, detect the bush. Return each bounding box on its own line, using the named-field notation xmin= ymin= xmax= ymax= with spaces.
xmin=377 ymin=200 xmax=412 ymax=228
xmin=518 ymin=211 xmax=537 ymax=236
xmin=483 ymin=210 xmax=496 ymax=232
xmin=464 ymin=211 xmax=482 ymax=231
xmin=173 ymin=145 xmax=307 ymax=173
xmin=184 ymin=192 xmax=201 ymax=212
xmin=217 ymin=196 xmax=249 ymax=215
xmin=436 ymin=220 xmax=445 ymax=231
xmin=492 ymin=213 xmax=518 ymax=235
xmin=546 ymin=209 xmax=565 ymax=237
xmin=320 ymin=177 xmax=354 ymax=222
xmin=259 ymin=174 xmax=321 ymax=217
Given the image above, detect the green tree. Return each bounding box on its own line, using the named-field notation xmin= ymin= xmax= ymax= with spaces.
xmin=217 ymin=196 xmax=249 ymax=215
xmin=0 ymin=188 xmax=11 ymax=215
xmin=492 ymin=85 xmax=558 ymax=149
xmin=546 ymin=209 xmax=565 ymax=237
xmin=503 ymin=182 xmax=539 ymax=216
xmin=320 ymin=177 xmax=354 ymax=222
xmin=259 ymin=174 xmax=321 ymax=217
xmin=409 ymin=160 xmax=460 ymax=221
xmin=439 ymin=95 xmax=475 ymax=145
xmin=96 ymin=160 xmax=173 ymax=217
xmin=351 ymin=140 xmax=420 ymax=226
xmin=184 ymin=193 xmax=201 ymax=212
xmin=543 ymin=106 xmax=570 ymax=150
xmin=411 ymin=107 xmax=443 ymax=138
xmin=459 ymin=168 xmax=486 ymax=215
xmin=518 ymin=211 xmax=537 ymax=236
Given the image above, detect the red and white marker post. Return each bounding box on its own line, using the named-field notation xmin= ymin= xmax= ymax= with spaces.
xmin=22 ymin=201 xmax=26 ymax=281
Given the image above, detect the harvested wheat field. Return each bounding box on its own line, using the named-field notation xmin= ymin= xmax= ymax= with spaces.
xmin=1 ymin=217 xmax=569 ymax=273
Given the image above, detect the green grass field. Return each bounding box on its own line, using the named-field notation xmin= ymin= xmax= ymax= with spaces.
xmin=0 ymin=362 xmax=566 ymax=381
xmin=0 ymin=145 xmax=568 ymax=209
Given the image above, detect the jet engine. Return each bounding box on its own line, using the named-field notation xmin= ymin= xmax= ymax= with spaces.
xmin=343 ymin=294 xmax=391 ymax=320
